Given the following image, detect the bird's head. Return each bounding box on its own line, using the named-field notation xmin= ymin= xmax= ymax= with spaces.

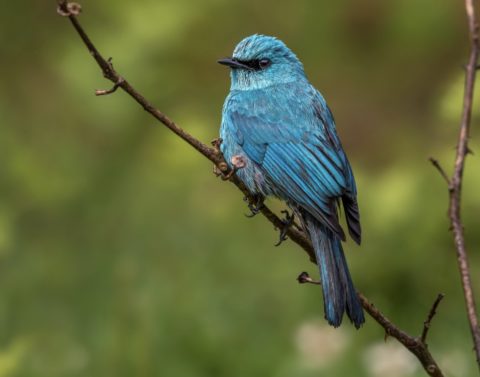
xmin=218 ymin=34 xmax=306 ymax=91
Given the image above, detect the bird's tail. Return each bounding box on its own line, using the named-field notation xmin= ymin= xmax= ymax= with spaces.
xmin=304 ymin=214 xmax=365 ymax=328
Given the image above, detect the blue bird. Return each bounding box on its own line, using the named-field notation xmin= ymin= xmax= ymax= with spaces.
xmin=218 ymin=34 xmax=364 ymax=328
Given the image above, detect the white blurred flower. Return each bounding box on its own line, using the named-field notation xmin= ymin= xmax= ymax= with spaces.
xmin=363 ymin=341 xmax=417 ymax=377
xmin=294 ymin=319 xmax=348 ymax=369
xmin=440 ymin=349 xmax=469 ymax=377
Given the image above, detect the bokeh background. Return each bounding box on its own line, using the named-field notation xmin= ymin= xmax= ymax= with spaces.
xmin=1 ymin=1 xmax=480 ymax=376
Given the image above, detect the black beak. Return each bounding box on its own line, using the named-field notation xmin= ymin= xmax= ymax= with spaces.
xmin=217 ymin=57 xmax=250 ymax=70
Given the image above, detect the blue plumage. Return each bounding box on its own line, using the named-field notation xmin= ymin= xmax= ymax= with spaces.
xmin=219 ymin=35 xmax=364 ymax=328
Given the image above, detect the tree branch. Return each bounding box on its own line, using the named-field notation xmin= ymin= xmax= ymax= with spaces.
xmin=453 ymin=1 xmax=480 ymax=367
xmin=430 ymin=0 xmax=480 ymax=368
xmin=57 ymin=2 xmax=445 ymax=376
xmin=421 ymin=294 xmax=445 ymax=344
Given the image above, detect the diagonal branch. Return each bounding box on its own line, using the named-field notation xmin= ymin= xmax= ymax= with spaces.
xmin=57 ymin=2 xmax=444 ymax=376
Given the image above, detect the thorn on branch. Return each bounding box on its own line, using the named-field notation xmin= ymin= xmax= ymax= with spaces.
xmin=95 ymin=77 xmax=125 ymax=96
xmin=428 ymin=157 xmax=451 ymax=186
xmin=57 ymin=1 xmax=82 ymax=17
xmin=420 ymin=293 xmax=445 ymax=344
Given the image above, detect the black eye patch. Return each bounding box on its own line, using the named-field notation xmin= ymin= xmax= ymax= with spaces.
xmin=236 ymin=58 xmax=271 ymax=70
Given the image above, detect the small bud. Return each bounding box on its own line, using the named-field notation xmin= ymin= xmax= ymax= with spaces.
xmin=297 ymin=271 xmax=311 ymax=284
xmin=57 ymin=2 xmax=82 ymax=17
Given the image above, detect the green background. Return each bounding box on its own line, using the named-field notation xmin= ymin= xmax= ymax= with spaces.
xmin=0 ymin=1 xmax=479 ymax=376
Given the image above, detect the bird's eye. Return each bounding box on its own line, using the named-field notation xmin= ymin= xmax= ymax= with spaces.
xmin=259 ymin=59 xmax=271 ymax=69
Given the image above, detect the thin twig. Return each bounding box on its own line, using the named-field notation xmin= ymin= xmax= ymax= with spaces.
xmin=95 ymin=77 xmax=125 ymax=96
xmin=57 ymin=3 xmax=444 ymax=376
xmin=428 ymin=157 xmax=451 ymax=186
xmin=421 ymin=294 xmax=445 ymax=344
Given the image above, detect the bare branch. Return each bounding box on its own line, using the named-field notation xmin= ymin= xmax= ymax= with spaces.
xmin=444 ymin=0 xmax=480 ymax=368
xmin=421 ymin=294 xmax=445 ymax=344
xmin=57 ymin=3 xmax=445 ymax=376
xmin=57 ymin=0 xmax=219 ymax=163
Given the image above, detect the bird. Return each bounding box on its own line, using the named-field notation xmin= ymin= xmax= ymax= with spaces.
xmin=217 ymin=34 xmax=365 ymax=328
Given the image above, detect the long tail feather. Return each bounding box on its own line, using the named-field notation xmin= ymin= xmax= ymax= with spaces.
xmin=304 ymin=213 xmax=365 ymax=328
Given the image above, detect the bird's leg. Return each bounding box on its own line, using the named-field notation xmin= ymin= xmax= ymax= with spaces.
xmin=274 ymin=210 xmax=295 ymax=246
xmin=211 ymin=138 xmax=227 ymax=177
xmin=244 ymin=194 xmax=265 ymax=218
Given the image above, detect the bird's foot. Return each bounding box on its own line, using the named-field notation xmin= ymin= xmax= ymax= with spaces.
xmin=211 ymin=138 xmax=223 ymax=154
xmin=213 ymin=163 xmax=228 ymax=177
xmin=212 ymin=138 xmax=228 ymax=177
xmin=244 ymin=194 xmax=265 ymax=218
xmin=274 ymin=210 xmax=295 ymax=246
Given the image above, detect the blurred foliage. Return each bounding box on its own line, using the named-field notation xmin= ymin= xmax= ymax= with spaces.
xmin=0 ymin=1 xmax=479 ymax=376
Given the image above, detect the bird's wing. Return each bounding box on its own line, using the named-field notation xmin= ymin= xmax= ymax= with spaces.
xmin=226 ymin=85 xmax=359 ymax=242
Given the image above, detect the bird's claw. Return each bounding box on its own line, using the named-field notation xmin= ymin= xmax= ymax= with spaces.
xmin=211 ymin=138 xmax=223 ymax=154
xmin=274 ymin=210 xmax=295 ymax=246
xmin=213 ymin=164 xmax=222 ymax=177
xmin=211 ymin=138 xmax=230 ymax=178
xmin=220 ymin=166 xmax=238 ymax=181
xmin=244 ymin=195 xmax=264 ymax=217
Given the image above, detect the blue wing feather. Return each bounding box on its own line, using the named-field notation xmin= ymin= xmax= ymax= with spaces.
xmin=221 ymin=82 xmax=359 ymax=241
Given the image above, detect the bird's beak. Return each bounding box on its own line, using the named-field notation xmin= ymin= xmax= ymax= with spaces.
xmin=217 ymin=57 xmax=250 ymax=70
